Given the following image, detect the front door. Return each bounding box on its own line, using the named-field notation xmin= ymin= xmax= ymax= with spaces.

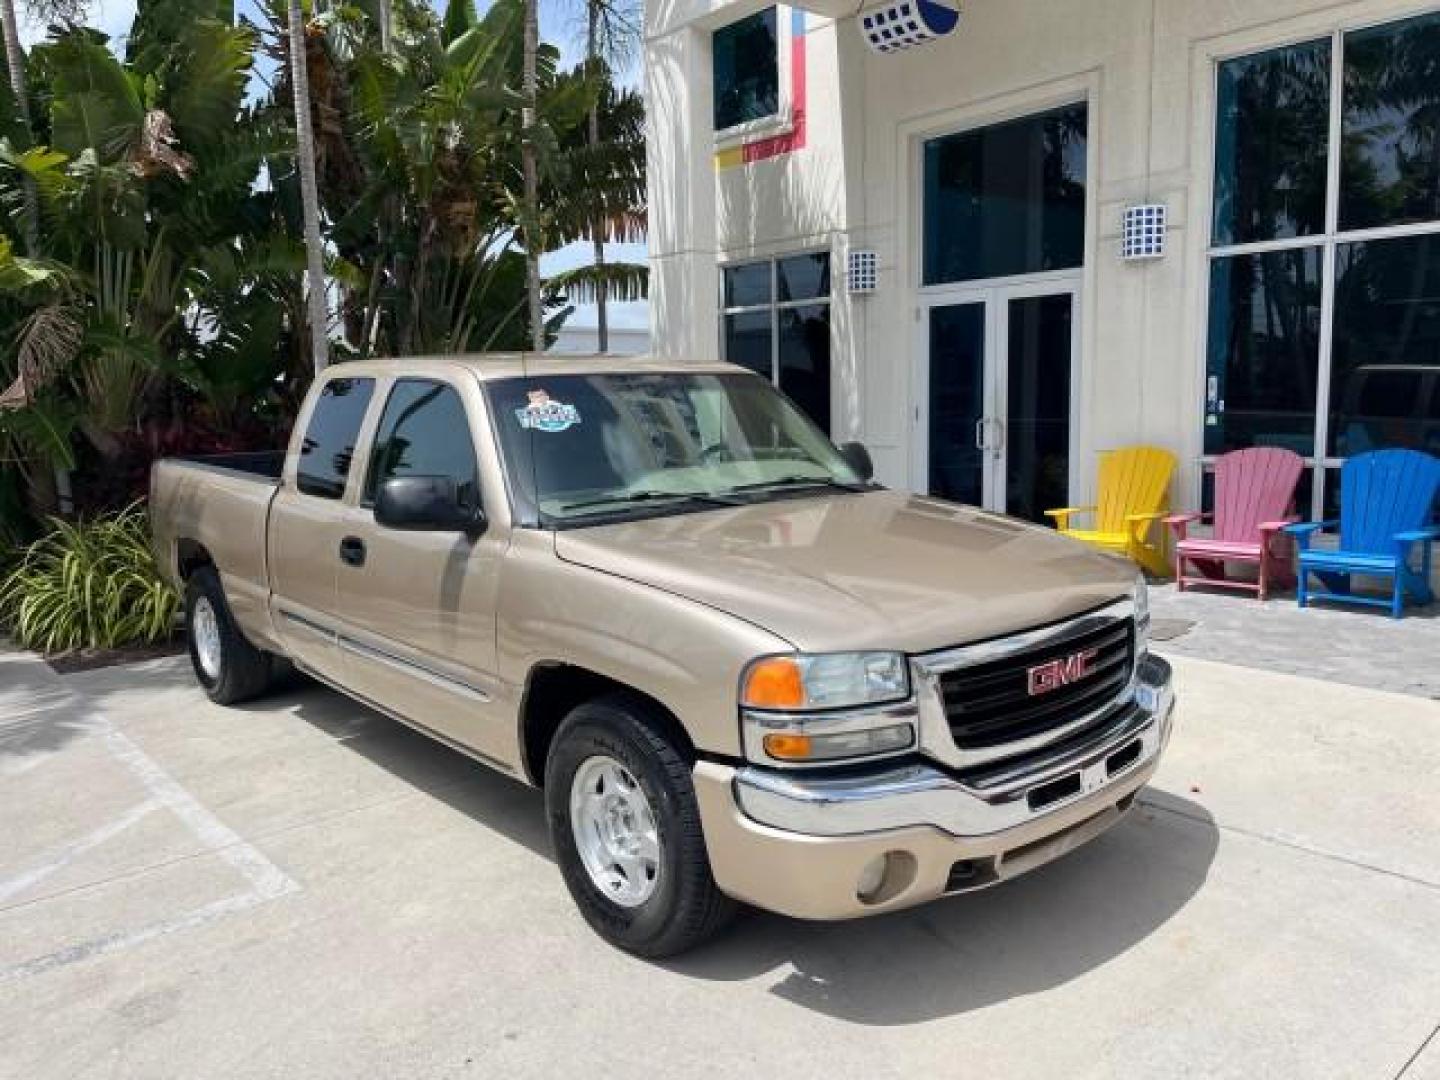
xmin=918 ymin=282 xmax=1077 ymax=523
xmin=328 ymin=375 xmax=510 ymax=765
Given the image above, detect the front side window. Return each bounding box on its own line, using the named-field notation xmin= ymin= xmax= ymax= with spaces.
xmin=713 ymin=7 xmax=779 ymax=132
xmin=923 ymin=103 xmax=1088 ymax=285
xmin=296 ymin=378 xmax=376 ymax=499
xmin=1207 ymin=14 xmax=1440 ymax=516
xmin=486 ymin=373 xmax=862 ymax=527
xmin=721 ymin=253 xmax=832 ymax=432
xmin=364 ymin=380 xmax=481 ymax=511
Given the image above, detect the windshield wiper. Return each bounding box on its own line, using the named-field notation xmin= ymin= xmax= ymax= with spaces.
xmin=724 ymin=475 xmax=871 ymax=495
xmin=561 ymin=489 xmax=742 ymax=513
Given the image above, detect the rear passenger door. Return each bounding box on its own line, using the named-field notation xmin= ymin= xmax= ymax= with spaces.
xmin=328 ymin=376 xmax=509 ymax=762
xmin=268 ymin=375 xmax=377 ymax=683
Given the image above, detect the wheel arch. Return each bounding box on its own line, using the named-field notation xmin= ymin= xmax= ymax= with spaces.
xmin=175 ymin=538 xmax=216 ymax=581
xmin=518 ymin=662 xmax=696 ymax=787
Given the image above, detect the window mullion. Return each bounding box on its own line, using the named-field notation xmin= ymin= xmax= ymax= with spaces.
xmin=1311 ymin=30 xmax=1344 ymax=520
xmin=1324 ymin=29 xmax=1344 ymax=236
xmin=1312 ymin=240 xmax=1338 ymax=522
xmin=770 ymin=260 xmax=780 ymax=384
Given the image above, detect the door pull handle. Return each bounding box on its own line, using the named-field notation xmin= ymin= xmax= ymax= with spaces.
xmin=339 ymin=537 xmax=367 ymax=567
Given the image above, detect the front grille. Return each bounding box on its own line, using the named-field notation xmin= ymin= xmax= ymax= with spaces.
xmin=936 ymin=617 xmax=1135 ymax=750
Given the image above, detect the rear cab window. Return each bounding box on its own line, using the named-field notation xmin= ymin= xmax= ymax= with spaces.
xmin=296 ymin=377 xmax=376 ymax=499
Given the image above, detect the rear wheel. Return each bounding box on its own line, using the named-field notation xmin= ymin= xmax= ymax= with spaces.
xmin=185 ymin=566 xmax=276 ymax=705
xmin=545 ymin=696 xmax=738 ymax=957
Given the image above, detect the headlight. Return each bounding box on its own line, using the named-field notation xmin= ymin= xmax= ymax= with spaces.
xmin=1133 ymin=575 xmax=1151 ymax=655
xmin=741 ymin=652 xmax=909 ymax=711
xmin=740 ymin=652 xmax=916 ymax=767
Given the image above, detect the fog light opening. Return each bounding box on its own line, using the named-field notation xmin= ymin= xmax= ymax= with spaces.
xmin=855 ymin=851 xmax=918 ymax=906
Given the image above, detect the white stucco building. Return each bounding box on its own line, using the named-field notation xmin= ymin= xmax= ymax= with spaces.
xmin=643 ymin=0 xmax=1440 ymax=525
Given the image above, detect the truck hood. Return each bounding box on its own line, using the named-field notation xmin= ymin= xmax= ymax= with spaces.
xmin=553 ymin=490 xmax=1135 ymax=654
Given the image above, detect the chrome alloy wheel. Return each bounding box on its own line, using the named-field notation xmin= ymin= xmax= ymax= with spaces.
xmin=192 ymin=596 xmax=222 ymax=681
xmin=569 ymin=755 xmax=661 ymax=908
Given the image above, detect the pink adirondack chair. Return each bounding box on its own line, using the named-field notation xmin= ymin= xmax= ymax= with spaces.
xmin=1164 ymin=447 xmax=1305 ymax=600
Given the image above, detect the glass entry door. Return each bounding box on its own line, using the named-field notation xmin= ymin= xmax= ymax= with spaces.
xmin=918 ymin=282 xmax=1077 ymax=523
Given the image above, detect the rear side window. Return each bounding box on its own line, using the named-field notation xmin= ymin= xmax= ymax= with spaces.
xmin=364 ymin=380 xmax=481 ymax=511
xmin=296 ymin=377 xmax=376 ymax=499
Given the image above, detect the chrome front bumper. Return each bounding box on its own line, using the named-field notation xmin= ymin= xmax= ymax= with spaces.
xmin=734 ymin=654 xmax=1175 ymax=839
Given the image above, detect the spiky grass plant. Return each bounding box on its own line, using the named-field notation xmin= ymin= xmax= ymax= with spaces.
xmin=0 ymin=504 xmax=179 ymax=653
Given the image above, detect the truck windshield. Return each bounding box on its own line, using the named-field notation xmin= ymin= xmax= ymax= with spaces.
xmin=486 ymin=373 xmax=868 ymax=526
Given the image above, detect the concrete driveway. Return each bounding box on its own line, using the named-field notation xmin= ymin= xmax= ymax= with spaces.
xmin=2 ymin=646 xmax=1438 ymax=1079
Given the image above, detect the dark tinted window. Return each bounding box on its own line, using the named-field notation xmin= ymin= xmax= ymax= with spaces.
xmin=713 ymin=8 xmax=778 ymax=131
xmin=723 ymin=261 xmax=772 ymax=307
xmin=777 ymin=254 xmax=830 ymax=301
xmin=1329 ymin=234 xmax=1440 ymax=457
xmin=1342 ymin=12 xmax=1440 ymax=231
xmin=296 ymin=378 xmax=376 ymax=499
xmin=777 ymin=304 xmax=831 ymax=433
xmin=723 ymin=310 xmax=772 ymax=378
xmin=1205 ymin=249 xmax=1323 ymax=456
xmin=1212 ymin=39 xmax=1331 ymax=246
xmin=923 ymin=104 xmax=1087 ymax=285
xmin=364 ymin=380 xmax=480 ymax=510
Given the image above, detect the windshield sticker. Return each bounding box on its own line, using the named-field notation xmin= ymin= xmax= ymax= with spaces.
xmin=515 ymin=389 xmax=581 ymax=433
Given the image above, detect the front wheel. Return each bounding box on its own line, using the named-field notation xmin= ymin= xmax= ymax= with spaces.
xmin=545 ymin=696 xmax=738 ymax=957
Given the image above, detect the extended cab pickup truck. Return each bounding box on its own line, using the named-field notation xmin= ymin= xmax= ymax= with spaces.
xmin=151 ymin=355 xmax=1175 ymax=956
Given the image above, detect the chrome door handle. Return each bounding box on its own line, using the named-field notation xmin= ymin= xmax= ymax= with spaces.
xmin=974 ymin=418 xmax=987 ymax=450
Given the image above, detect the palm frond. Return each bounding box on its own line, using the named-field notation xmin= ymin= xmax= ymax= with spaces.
xmin=546 ymin=260 xmax=647 ymax=304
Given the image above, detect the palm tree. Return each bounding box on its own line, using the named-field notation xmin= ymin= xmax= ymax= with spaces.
xmin=579 ymin=0 xmax=639 ymax=351
xmin=1 ymin=0 xmax=38 ymax=255
xmin=522 ymin=0 xmax=543 ymax=352
xmin=286 ymin=0 xmax=329 ymax=372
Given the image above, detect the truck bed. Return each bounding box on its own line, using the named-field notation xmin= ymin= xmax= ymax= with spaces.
xmin=176 ymin=451 xmax=286 ymax=481
xmin=150 ymin=454 xmax=284 ymax=650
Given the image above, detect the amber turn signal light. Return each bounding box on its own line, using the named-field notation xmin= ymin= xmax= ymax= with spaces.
xmin=761 ymin=732 xmax=814 ymax=760
xmin=742 ymin=657 xmax=806 ymax=709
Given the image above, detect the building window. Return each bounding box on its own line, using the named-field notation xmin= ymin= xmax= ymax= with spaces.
xmin=1207 ymin=11 xmax=1440 ymax=517
xmin=713 ymin=7 xmax=779 ymax=132
xmin=922 ymin=103 xmax=1088 ymax=286
xmin=721 ymin=253 xmax=832 ymax=432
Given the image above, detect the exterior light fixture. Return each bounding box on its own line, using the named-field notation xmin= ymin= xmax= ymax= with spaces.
xmin=847 ymin=250 xmax=879 ymax=294
xmin=1121 ymin=204 xmax=1167 ymax=260
xmin=860 ymin=0 xmax=961 ymax=54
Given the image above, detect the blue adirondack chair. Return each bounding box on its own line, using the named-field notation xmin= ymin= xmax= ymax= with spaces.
xmin=1286 ymin=449 xmax=1440 ymax=618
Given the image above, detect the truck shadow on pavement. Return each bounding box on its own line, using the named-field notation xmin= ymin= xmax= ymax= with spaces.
xmin=275 ymin=678 xmax=1218 ymax=1027
xmin=664 ymin=789 xmax=1219 ymax=1025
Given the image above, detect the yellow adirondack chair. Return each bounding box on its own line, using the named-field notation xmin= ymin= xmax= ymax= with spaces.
xmin=1046 ymin=446 xmax=1177 ymax=577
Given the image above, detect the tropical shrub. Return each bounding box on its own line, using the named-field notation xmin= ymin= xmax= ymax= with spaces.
xmin=0 ymin=503 xmax=179 ymax=652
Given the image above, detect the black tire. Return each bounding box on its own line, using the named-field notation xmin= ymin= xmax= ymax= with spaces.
xmin=184 ymin=566 xmax=276 ymax=705
xmin=545 ymin=695 xmax=738 ymax=958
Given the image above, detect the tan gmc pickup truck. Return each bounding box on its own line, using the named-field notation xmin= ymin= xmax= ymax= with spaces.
xmin=151 ymin=355 xmax=1175 ymax=956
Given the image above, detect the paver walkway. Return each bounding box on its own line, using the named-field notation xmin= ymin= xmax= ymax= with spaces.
xmin=1148 ymin=583 xmax=1439 ymax=699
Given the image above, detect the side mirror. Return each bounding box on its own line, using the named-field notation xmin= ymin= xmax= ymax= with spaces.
xmin=838 ymin=441 xmax=875 ymax=482
xmin=375 ymin=476 xmax=485 ymax=535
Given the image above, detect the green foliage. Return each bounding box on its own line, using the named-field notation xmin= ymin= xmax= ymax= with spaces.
xmin=0 ymin=505 xmax=179 ymax=652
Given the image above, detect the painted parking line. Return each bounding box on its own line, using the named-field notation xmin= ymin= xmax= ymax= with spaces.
xmin=0 ymin=798 xmax=159 ymax=905
xmin=0 ymin=709 xmax=299 ymax=983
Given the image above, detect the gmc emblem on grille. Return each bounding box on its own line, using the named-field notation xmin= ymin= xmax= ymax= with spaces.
xmin=1027 ymin=648 xmax=1100 ymax=697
